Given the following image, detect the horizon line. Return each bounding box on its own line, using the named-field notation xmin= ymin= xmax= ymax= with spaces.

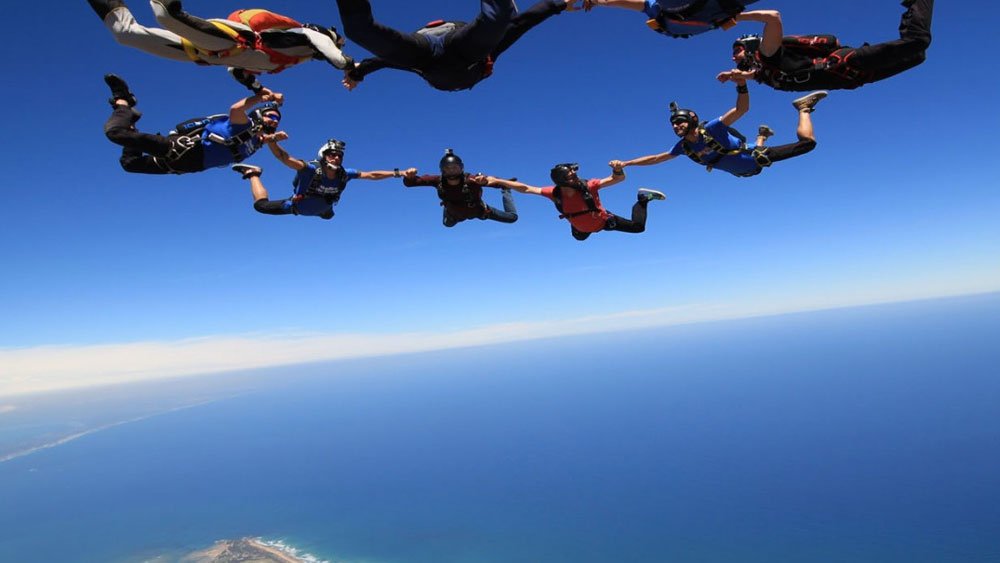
xmin=2 ymin=288 xmax=997 ymax=399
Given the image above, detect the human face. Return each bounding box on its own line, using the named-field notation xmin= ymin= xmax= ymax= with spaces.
xmin=261 ymin=111 xmax=280 ymax=133
xmin=323 ymin=150 xmax=343 ymax=166
xmin=441 ymin=163 xmax=463 ymax=178
xmin=732 ymin=45 xmax=746 ymax=64
xmin=671 ymin=119 xmax=692 ymax=137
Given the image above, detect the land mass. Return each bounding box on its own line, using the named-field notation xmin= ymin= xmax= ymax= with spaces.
xmin=182 ymin=538 xmax=305 ymax=563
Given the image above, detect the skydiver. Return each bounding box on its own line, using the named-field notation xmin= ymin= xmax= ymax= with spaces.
xmin=581 ymin=0 xmax=758 ymax=38
xmin=231 ymin=139 xmax=405 ymax=220
xmin=402 ymin=150 xmax=518 ymax=227
xmin=87 ymin=0 xmax=353 ymax=90
xmin=487 ymin=164 xmax=665 ymax=241
xmin=101 ymin=74 xmax=283 ymax=175
xmin=612 ymin=77 xmax=826 ymax=178
xmin=337 ymin=0 xmax=581 ymax=92
xmin=718 ymin=1 xmax=933 ymax=91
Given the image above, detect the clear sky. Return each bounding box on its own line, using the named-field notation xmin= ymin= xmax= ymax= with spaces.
xmin=1 ymin=0 xmax=997 ymax=394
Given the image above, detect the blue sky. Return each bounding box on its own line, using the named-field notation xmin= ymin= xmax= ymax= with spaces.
xmin=1 ymin=0 xmax=997 ymax=393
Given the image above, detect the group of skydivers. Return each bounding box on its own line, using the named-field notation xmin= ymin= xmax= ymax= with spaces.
xmin=91 ymin=0 xmax=933 ymax=239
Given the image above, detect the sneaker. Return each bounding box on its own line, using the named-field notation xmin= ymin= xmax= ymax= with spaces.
xmin=231 ymin=164 xmax=262 ymax=179
xmin=757 ymin=124 xmax=774 ymax=139
xmin=104 ymin=73 xmax=137 ymax=108
xmin=792 ymin=90 xmax=828 ymax=113
xmin=637 ymin=188 xmax=666 ymax=202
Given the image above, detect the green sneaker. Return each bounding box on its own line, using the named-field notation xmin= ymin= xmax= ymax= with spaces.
xmin=637 ymin=188 xmax=666 ymax=202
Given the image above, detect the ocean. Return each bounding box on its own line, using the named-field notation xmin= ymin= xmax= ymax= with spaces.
xmin=2 ymin=293 xmax=999 ymax=562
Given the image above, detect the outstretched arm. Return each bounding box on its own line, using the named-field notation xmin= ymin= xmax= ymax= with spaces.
xmin=486 ymin=177 xmax=544 ymax=196
xmin=264 ymin=134 xmax=308 ymax=171
xmin=344 ymin=58 xmax=411 ymax=90
xmin=357 ymin=168 xmax=405 ymax=180
xmin=615 ymin=152 xmax=676 ymax=167
xmin=401 ymin=168 xmax=441 ymax=187
xmin=718 ymin=78 xmax=750 ymax=126
xmin=229 ymin=88 xmax=283 ymax=125
xmin=583 ymin=0 xmax=647 ymax=12
xmin=734 ymin=10 xmax=783 ymax=57
xmin=595 ymin=161 xmax=626 ymax=189
xmin=299 ymin=25 xmax=354 ymax=70
xmin=716 ymin=69 xmax=757 ymax=84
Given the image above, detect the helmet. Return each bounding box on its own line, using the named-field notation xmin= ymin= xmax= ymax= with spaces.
xmin=250 ymin=102 xmax=282 ymax=132
xmin=669 ymin=101 xmax=699 ymax=135
xmin=317 ymin=139 xmax=346 ymax=161
xmin=732 ymin=34 xmax=762 ymax=71
xmin=550 ymin=162 xmax=580 ymax=186
xmin=439 ymin=148 xmax=465 ymax=180
xmin=317 ymin=139 xmax=346 ymax=171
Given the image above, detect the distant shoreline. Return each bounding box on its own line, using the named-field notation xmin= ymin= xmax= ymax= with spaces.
xmin=182 ymin=537 xmax=314 ymax=562
xmin=246 ymin=538 xmax=305 ymax=563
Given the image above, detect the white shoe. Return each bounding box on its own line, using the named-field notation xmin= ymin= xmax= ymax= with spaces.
xmin=792 ymin=91 xmax=828 ymax=113
xmin=231 ymin=164 xmax=262 ymax=179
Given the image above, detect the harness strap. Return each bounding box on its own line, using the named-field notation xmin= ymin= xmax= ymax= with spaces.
xmin=205 ymin=122 xmax=261 ymax=163
xmin=751 ymin=147 xmax=772 ymax=168
xmin=553 ymin=184 xmax=602 ymax=220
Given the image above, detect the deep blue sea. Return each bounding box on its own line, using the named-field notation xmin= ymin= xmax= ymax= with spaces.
xmin=2 ymin=294 xmax=999 ymax=562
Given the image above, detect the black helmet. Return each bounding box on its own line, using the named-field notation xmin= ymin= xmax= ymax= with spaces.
xmin=439 ymin=148 xmax=465 ymax=180
xmin=669 ymin=101 xmax=699 ymax=135
xmin=250 ymin=102 xmax=282 ymax=133
xmin=250 ymin=101 xmax=281 ymax=123
xmin=550 ymin=162 xmax=580 ymax=186
xmin=733 ymin=34 xmax=762 ymax=71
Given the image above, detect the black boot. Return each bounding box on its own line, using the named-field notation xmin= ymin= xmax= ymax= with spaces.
xmin=104 ymin=74 xmax=138 ymax=108
xmin=88 ymin=0 xmax=125 ymax=20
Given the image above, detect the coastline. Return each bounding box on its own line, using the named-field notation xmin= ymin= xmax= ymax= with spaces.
xmin=181 ymin=537 xmax=318 ymax=563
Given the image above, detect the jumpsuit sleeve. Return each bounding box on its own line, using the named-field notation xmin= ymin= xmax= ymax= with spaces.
xmin=299 ymin=25 xmax=353 ymax=69
xmin=403 ymin=174 xmax=441 ymax=187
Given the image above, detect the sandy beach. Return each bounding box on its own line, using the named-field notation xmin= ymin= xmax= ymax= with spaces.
xmin=181 ymin=538 xmax=306 ymax=563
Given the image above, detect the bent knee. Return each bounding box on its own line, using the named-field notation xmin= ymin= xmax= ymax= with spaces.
xmin=105 ymin=127 xmax=131 ymax=144
xmin=253 ymin=198 xmax=282 ymax=215
xmin=796 ymin=139 xmax=817 ymax=153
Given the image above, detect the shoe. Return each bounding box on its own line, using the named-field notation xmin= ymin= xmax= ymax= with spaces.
xmin=104 ymin=73 xmax=137 ymax=108
xmin=757 ymin=124 xmax=774 ymax=139
xmin=232 ymin=164 xmax=262 ymax=179
xmin=637 ymin=188 xmax=666 ymax=202
xmin=792 ymin=91 xmax=828 ymax=113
